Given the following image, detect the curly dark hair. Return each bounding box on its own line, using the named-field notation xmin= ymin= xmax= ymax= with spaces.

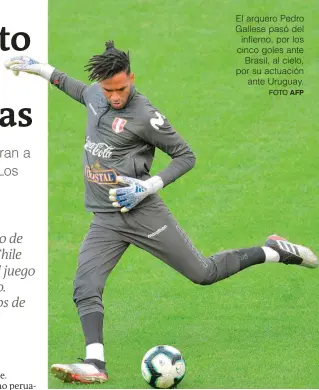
xmin=85 ymin=40 xmax=131 ymax=82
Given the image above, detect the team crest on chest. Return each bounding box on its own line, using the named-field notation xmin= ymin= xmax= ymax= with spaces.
xmin=112 ymin=117 xmax=127 ymax=133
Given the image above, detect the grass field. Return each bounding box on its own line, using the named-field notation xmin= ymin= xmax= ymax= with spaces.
xmin=48 ymin=0 xmax=319 ymax=388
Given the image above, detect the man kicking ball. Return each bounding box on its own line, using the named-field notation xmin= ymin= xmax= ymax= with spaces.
xmin=5 ymin=41 xmax=318 ymax=384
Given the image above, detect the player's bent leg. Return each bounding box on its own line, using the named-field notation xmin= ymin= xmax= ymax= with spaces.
xmin=123 ymin=201 xmax=265 ymax=285
xmin=124 ymin=201 xmax=278 ymax=285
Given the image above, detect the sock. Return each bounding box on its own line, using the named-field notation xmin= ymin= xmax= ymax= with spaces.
xmin=80 ymin=312 xmax=104 ymax=344
xmin=86 ymin=343 xmax=105 ymax=362
xmin=262 ymin=246 xmax=280 ymax=262
xmin=80 ymin=312 xmax=105 ymax=361
xmin=238 ymin=247 xmax=266 ymax=270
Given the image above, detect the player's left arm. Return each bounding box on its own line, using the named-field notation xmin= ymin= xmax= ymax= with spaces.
xmin=140 ymin=110 xmax=196 ymax=186
xmin=109 ymin=110 xmax=196 ymax=212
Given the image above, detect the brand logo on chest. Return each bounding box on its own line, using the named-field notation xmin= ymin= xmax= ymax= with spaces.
xmin=85 ymin=162 xmax=118 ymax=184
xmin=112 ymin=117 xmax=127 ymax=133
xmin=84 ymin=136 xmax=115 ymax=159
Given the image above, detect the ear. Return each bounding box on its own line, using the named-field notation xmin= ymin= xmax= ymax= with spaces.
xmin=130 ymin=72 xmax=135 ymax=83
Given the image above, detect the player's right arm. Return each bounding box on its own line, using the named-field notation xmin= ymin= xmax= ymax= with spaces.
xmin=4 ymin=56 xmax=88 ymax=105
xmin=50 ymin=69 xmax=88 ymax=105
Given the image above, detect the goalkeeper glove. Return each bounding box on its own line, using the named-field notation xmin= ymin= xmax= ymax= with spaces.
xmin=109 ymin=176 xmax=164 ymax=213
xmin=4 ymin=56 xmax=55 ymax=80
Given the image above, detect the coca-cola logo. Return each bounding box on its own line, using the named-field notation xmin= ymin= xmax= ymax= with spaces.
xmin=84 ymin=136 xmax=115 ymax=159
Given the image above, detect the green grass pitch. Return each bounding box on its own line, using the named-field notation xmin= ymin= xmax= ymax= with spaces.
xmin=48 ymin=0 xmax=319 ymax=388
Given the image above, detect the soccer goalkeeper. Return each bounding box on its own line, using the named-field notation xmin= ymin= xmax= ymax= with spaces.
xmin=5 ymin=41 xmax=318 ymax=384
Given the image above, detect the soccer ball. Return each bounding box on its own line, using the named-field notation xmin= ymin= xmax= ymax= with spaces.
xmin=141 ymin=345 xmax=186 ymax=389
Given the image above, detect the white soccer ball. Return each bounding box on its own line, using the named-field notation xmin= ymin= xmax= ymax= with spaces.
xmin=141 ymin=345 xmax=186 ymax=389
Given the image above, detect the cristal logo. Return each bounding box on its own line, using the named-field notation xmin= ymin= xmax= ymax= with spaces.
xmin=85 ymin=163 xmax=117 ymax=184
xmin=84 ymin=136 xmax=115 ymax=159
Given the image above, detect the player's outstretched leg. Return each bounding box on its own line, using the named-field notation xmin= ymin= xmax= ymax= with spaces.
xmin=265 ymin=234 xmax=318 ymax=268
